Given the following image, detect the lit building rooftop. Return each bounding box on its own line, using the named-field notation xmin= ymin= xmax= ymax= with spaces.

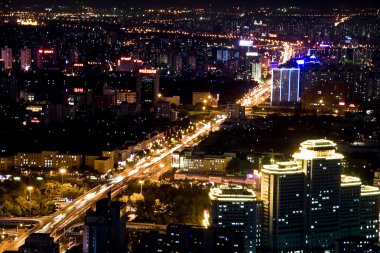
xmin=341 ymin=174 xmax=361 ymax=187
xmin=262 ymin=161 xmax=303 ymax=175
xmin=293 ymin=139 xmax=344 ymax=160
xmin=361 ymin=185 xmax=380 ymax=197
xmin=300 ymin=139 xmax=336 ymax=150
xmin=209 ymin=184 xmax=256 ymax=202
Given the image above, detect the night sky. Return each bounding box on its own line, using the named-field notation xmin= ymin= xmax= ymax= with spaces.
xmin=9 ymin=0 xmax=380 ymax=9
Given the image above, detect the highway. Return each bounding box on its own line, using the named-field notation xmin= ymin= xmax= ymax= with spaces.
xmin=0 ymin=115 xmax=226 ymax=252
xmin=238 ymin=81 xmax=271 ymax=107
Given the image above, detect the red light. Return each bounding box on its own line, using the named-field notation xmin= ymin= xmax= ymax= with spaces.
xmin=74 ymin=88 xmax=84 ymax=93
xmin=139 ymin=69 xmax=157 ymax=74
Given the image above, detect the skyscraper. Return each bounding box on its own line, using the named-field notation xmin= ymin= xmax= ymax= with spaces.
xmin=271 ymin=68 xmax=300 ymax=105
xmin=136 ymin=68 xmax=160 ymax=106
xmin=359 ymin=185 xmax=380 ymax=240
xmin=83 ymin=193 xmax=127 ymax=253
xmin=1 ymin=46 xmax=12 ymax=70
xmin=293 ymin=139 xmax=343 ymax=249
xmin=250 ymin=62 xmax=261 ymax=82
xmin=36 ymin=47 xmax=56 ymax=70
xmin=209 ymin=184 xmax=262 ymax=253
xmin=261 ymin=161 xmax=305 ymax=252
xmin=340 ymin=175 xmax=361 ymax=238
xmin=20 ymin=46 xmax=32 ymax=71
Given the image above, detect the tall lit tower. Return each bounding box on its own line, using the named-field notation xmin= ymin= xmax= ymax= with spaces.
xmin=1 ymin=46 xmax=12 ymax=70
xmin=136 ymin=68 xmax=160 ymax=106
xmin=340 ymin=175 xmax=361 ymax=238
xmin=20 ymin=46 xmax=32 ymax=71
xmin=293 ymin=139 xmax=343 ymax=249
xmin=270 ymin=68 xmax=300 ymax=105
xmin=261 ymin=161 xmax=305 ymax=252
xmin=210 ymin=184 xmax=262 ymax=253
xmin=359 ymin=185 xmax=380 ymax=241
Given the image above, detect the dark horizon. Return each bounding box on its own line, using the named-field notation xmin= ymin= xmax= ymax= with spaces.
xmin=6 ymin=0 xmax=380 ymax=9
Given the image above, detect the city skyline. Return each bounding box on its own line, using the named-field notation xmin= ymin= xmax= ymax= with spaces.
xmin=0 ymin=1 xmax=379 ymax=252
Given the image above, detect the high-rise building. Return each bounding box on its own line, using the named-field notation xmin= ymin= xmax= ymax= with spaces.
xmin=209 ymin=184 xmax=262 ymax=253
xmin=20 ymin=46 xmax=32 ymax=71
xmin=83 ymin=193 xmax=127 ymax=253
xmin=340 ymin=175 xmax=361 ymax=238
xmin=271 ymin=68 xmax=300 ymax=105
xmin=261 ymin=161 xmax=305 ymax=252
xmin=293 ymin=139 xmax=343 ymax=249
xmin=36 ymin=47 xmax=56 ymax=70
xmin=250 ymin=62 xmax=261 ymax=82
xmin=359 ymin=185 xmax=380 ymax=241
xmin=1 ymin=46 xmax=12 ymax=70
xmin=136 ymin=68 xmax=160 ymax=106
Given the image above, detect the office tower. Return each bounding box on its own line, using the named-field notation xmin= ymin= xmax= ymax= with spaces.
xmin=340 ymin=175 xmax=361 ymax=238
xmin=136 ymin=68 xmax=160 ymax=106
xmin=250 ymin=62 xmax=261 ymax=82
xmin=209 ymin=185 xmax=262 ymax=253
xmin=20 ymin=46 xmax=32 ymax=71
xmin=1 ymin=46 xmax=12 ymax=70
xmin=359 ymin=185 xmax=380 ymax=241
xmin=36 ymin=47 xmax=56 ymax=70
xmin=293 ymin=139 xmax=343 ymax=249
xmin=68 ymin=46 xmax=79 ymax=63
xmin=226 ymin=103 xmax=245 ymax=119
xmin=19 ymin=233 xmax=59 ymax=253
xmin=271 ymin=68 xmax=300 ymax=105
xmin=261 ymin=161 xmax=305 ymax=252
xmin=83 ymin=193 xmax=127 ymax=253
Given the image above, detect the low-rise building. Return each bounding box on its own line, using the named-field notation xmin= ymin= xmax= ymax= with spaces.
xmin=172 ymin=149 xmax=234 ymax=172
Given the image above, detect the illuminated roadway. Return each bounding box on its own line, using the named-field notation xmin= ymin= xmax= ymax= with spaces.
xmin=1 ymin=116 xmax=226 ymax=253
xmin=238 ymin=81 xmax=271 ymax=107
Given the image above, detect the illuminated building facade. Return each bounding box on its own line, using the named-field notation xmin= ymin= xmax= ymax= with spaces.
xmin=15 ymin=151 xmax=81 ymax=171
xmin=210 ymin=185 xmax=262 ymax=253
xmin=293 ymin=139 xmax=343 ymax=249
xmin=259 ymin=139 xmax=380 ymax=251
xmin=250 ymin=62 xmax=261 ymax=82
xmin=192 ymin=92 xmax=212 ymax=106
xmin=1 ymin=46 xmax=12 ymax=70
xmin=20 ymin=46 xmax=32 ymax=71
xmin=136 ymin=68 xmax=160 ymax=106
xmin=173 ymin=149 xmax=234 ymax=172
xmin=36 ymin=47 xmax=57 ymax=69
xmin=359 ymin=185 xmax=380 ymax=240
xmin=340 ymin=175 xmax=361 ymax=238
xmin=261 ymin=161 xmax=305 ymax=252
xmin=271 ymin=68 xmax=300 ymax=106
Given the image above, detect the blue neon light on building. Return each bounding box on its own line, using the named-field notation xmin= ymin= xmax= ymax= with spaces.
xmin=271 ymin=68 xmax=300 ymax=105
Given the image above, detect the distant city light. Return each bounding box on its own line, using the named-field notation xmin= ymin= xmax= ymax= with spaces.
xmin=239 ymin=40 xmax=253 ymax=47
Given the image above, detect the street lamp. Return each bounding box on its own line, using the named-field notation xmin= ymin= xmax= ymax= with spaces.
xmin=59 ymin=168 xmax=67 ymax=198
xmin=59 ymin=168 xmax=67 ymax=185
xmin=17 ymin=223 xmax=23 ymax=234
xmin=139 ymin=180 xmax=144 ymax=194
xmin=27 ymin=186 xmax=33 ymax=201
